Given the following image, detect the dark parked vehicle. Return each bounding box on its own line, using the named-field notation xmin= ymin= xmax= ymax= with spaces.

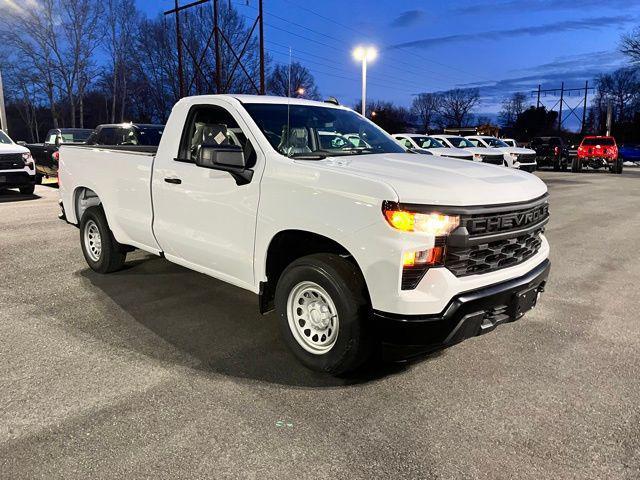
xmin=26 ymin=128 xmax=92 ymax=182
xmin=86 ymin=123 xmax=164 ymax=149
xmin=619 ymin=144 xmax=640 ymax=164
xmin=530 ymin=137 xmax=569 ymax=171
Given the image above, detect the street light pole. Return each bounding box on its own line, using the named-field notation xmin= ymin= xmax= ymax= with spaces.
xmin=0 ymin=69 xmax=7 ymax=133
xmin=353 ymin=46 xmax=377 ymax=117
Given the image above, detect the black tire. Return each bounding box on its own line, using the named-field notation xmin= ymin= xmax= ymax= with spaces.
xmin=561 ymin=159 xmax=568 ymax=171
xmin=19 ymin=185 xmax=35 ymax=195
xmin=553 ymin=159 xmax=560 ymax=171
xmin=79 ymin=206 xmax=127 ymax=273
xmin=274 ymin=253 xmax=374 ymax=375
xmin=35 ymin=174 xmax=43 ymax=185
xmin=571 ymin=157 xmax=582 ymax=173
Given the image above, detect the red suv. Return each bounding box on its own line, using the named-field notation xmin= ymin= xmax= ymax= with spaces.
xmin=576 ymin=136 xmax=622 ymax=174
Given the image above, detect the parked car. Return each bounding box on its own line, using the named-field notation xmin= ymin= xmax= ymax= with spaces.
xmin=619 ymin=143 xmax=640 ymax=165
xmin=0 ymin=129 xmax=36 ymax=195
xmin=466 ymin=135 xmax=537 ymax=172
xmin=529 ymin=137 xmax=569 ymax=171
xmin=86 ymin=123 xmax=164 ymax=147
xmin=392 ymin=134 xmax=473 ymax=160
xmin=575 ymin=136 xmax=622 ymax=174
xmin=431 ymin=134 xmax=506 ymax=165
xmin=59 ymin=94 xmax=550 ymax=375
xmin=502 ymin=138 xmax=518 ymax=148
xmin=26 ymin=128 xmax=92 ymax=182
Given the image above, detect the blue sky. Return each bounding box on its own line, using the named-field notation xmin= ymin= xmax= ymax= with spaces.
xmin=138 ymin=0 xmax=639 ymax=124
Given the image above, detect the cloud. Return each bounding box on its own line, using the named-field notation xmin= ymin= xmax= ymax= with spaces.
xmin=456 ymin=51 xmax=627 ymax=109
xmin=387 ymin=16 xmax=632 ymax=50
xmin=454 ymin=0 xmax=635 ymax=14
xmin=389 ymin=10 xmax=426 ymax=28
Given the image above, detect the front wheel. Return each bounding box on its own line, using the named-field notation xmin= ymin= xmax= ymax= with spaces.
xmin=275 ymin=253 xmax=374 ymax=374
xmin=79 ymin=206 xmax=127 ymax=273
xmin=571 ymin=157 xmax=583 ymax=173
xmin=19 ymin=185 xmax=35 ymax=195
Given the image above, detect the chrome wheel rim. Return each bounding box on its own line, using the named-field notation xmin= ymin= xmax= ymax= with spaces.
xmin=84 ymin=220 xmax=102 ymax=262
xmin=287 ymin=281 xmax=339 ymax=355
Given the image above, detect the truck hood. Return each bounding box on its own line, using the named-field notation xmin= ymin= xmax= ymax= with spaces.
xmin=461 ymin=147 xmax=505 ymax=156
xmin=498 ymin=147 xmax=536 ymax=155
xmin=428 ymin=147 xmax=472 ymax=158
xmin=0 ymin=143 xmax=29 ymax=155
xmin=313 ymin=153 xmax=547 ymax=206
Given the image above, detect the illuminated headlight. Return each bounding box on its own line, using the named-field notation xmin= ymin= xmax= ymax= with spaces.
xmin=510 ymin=153 xmax=519 ymax=159
xmin=383 ymin=207 xmax=460 ymax=235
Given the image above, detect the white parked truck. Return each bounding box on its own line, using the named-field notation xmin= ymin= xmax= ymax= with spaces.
xmin=0 ymin=130 xmax=36 ymax=194
xmin=392 ymin=134 xmax=473 ymax=161
xmin=467 ymin=135 xmax=537 ymax=172
xmin=59 ymin=95 xmax=551 ymax=374
xmin=431 ymin=134 xmax=507 ymax=166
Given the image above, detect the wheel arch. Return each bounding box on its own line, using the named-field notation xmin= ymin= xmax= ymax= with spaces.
xmin=73 ymin=186 xmax=102 ymax=224
xmin=259 ymin=229 xmax=370 ymax=314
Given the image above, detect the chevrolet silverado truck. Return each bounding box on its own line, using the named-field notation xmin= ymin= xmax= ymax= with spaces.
xmin=576 ymin=135 xmax=622 ymax=174
xmin=59 ymin=95 xmax=551 ymax=374
xmin=466 ymin=136 xmax=537 ymax=172
xmin=26 ymin=128 xmax=93 ymax=182
xmin=0 ymin=129 xmax=36 ymax=194
xmin=392 ymin=134 xmax=473 ymax=160
xmin=431 ymin=134 xmax=506 ymax=165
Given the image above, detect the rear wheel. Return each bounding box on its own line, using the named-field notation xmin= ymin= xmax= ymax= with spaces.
xmin=19 ymin=185 xmax=35 ymax=195
xmin=79 ymin=206 xmax=127 ymax=273
xmin=613 ymin=159 xmax=623 ymax=174
xmin=571 ymin=157 xmax=583 ymax=173
xmin=553 ymin=159 xmax=560 ymax=171
xmin=275 ymin=253 xmax=374 ymax=374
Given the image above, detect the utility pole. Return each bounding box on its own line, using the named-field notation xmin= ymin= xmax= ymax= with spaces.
xmin=0 ymin=70 xmax=7 ymax=133
xmin=213 ymin=0 xmax=222 ymax=93
xmin=581 ymin=80 xmax=588 ymax=133
xmin=174 ymin=0 xmax=185 ymax=98
xmin=536 ymin=84 xmax=541 ymax=109
xmin=258 ymin=0 xmax=265 ymax=94
xmin=606 ymin=101 xmax=613 ymax=136
xmin=557 ymin=82 xmax=564 ymax=133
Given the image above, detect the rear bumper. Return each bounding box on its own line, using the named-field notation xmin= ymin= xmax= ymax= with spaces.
xmin=375 ymin=259 xmax=550 ymax=358
xmin=0 ymin=171 xmax=36 ymax=188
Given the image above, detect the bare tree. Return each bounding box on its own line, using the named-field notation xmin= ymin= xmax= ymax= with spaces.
xmin=498 ymin=92 xmax=527 ymax=127
xmin=267 ymin=62 xmax=321 ymax=99
xmin=596 ymin=68 xmax=640 ymax=122
xmin=437 ymin=88 xmax=480 ymax=127
xmin=621 ymin=27 xmax=640 ymax=65
xmin=411 ymin=93 xmax=441 ymax=132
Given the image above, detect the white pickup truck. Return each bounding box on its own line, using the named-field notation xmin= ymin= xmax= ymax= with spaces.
xmin=59 ymin=95 xmax=551 ymax=374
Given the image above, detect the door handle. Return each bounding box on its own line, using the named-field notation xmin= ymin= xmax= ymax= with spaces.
xmin=164 ymin=177 xmax=182 ymax=184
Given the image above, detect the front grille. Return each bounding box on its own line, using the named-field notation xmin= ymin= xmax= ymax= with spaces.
xmin=517 ymin=153 xmax=536 ymax=163
xmin=0 ymin=153 xmax=25 ymax=170
xmin=443 ymin=198 xmax=549 ymax=277
xmin=445 ymin=227 xmax=543 ymax=277
xmin=481 ymin=154 xmax=504 ymax=165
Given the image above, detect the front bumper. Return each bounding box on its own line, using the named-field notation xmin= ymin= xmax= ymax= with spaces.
xmin=0 ymin=171 xmax=36 ymax=188
xmin=375 ymin=259 xmax=550 ymax=358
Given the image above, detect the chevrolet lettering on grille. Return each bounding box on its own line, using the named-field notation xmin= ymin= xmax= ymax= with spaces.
xmin=466 ymin=203 xmax=549 ymax=235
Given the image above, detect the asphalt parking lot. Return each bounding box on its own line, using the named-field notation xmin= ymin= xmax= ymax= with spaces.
xmin=1 ymin=170 xmax=639 ymax=480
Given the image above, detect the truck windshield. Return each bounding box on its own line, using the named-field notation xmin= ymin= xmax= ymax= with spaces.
xmin=582 ymin=137 xmax=615 ymax=146
xmin=447 ymin=137 xmax=475 ymax=148
xmin=60 ymin=131 xmax=92 ymax=143
xmin=0 ymin=130 xmax=13 ymax=144
xmin=484 ymin=138 xmax=509 ymax=148
xmin=242 ymin=103 xmax=405 ymax=157
xmin=412 ymin=137 xmax=443 ymax=149
xmin=134 ymin=126 xmax=164 ymax=146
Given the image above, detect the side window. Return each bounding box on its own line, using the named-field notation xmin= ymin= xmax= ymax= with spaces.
xmin=46 ymin=132 xmax=57 ymax=144
xmin=98 ymin=128 xmax=118 ymax=145
xmin=179 ymin=105 xmax=256 ymax=166
xmin=469 ymin=139 xmax=480 ymax=147
xmin=117 ymin=128 xmax=138 ymax=145
xmin=404 ymin=139 xmax=413 ymax=148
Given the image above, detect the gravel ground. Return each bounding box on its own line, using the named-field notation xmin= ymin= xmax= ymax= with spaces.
xmin=1 ymin=170 xmax=639 ymax=479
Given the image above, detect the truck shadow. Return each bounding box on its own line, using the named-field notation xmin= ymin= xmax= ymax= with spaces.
xmin=0 ymin=190 xmax=41 ymax=203
xmin=79 ymin=254 xmax=414 ymax=388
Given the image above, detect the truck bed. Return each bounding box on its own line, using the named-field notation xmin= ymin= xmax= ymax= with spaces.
xmin=58 ymin=145 xmax=160 ymax=253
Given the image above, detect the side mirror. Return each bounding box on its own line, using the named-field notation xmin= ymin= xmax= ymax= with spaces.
xmin=196 ymin=143 xmax=253 ymax=185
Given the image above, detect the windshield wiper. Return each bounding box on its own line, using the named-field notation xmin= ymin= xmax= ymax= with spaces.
xmin=289 ymin=152 xmax=328 ymax=160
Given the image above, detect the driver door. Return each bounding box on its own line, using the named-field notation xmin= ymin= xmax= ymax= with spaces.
xmin=151 ymin=102 xmax=263 ymax=291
